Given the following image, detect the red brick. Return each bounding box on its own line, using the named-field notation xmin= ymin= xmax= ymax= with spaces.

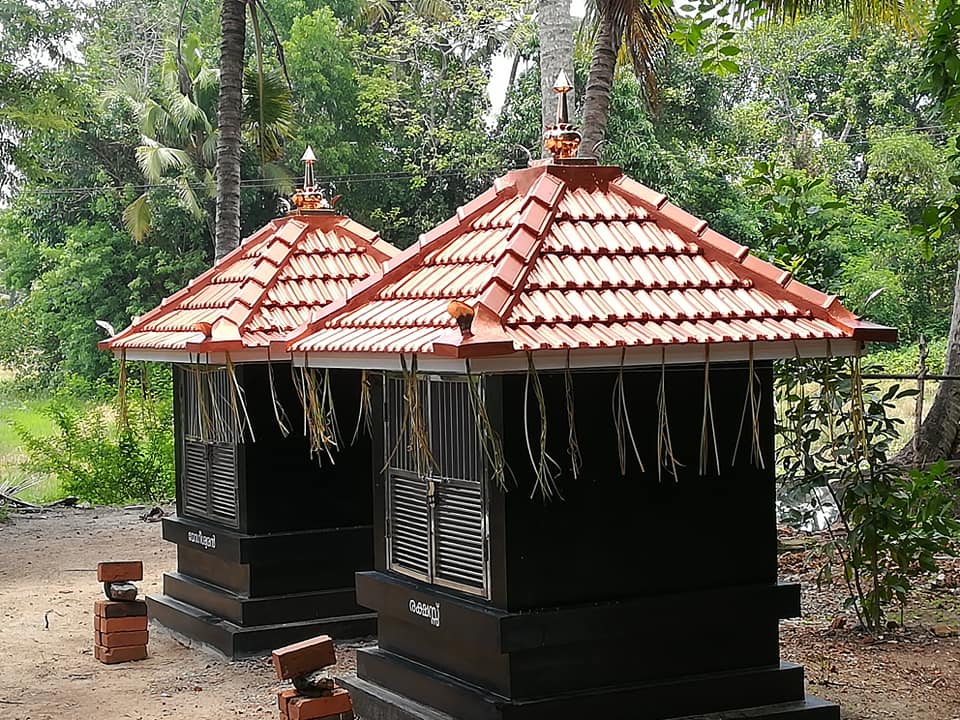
xmin=95 ymin=615 xmax=147 ymax=633
xmin=96 ymin=630 xmax=149 ymax=648
xmin=287 ymin=689 xmax=352 ymax=720
xmin=272 ymin=635 xmax=336 ymax=681
xmin=95 ymin=599 xmax=147 ymax=618
xmin=277 ymin=689 xmax=299 ymax=717
xmin=94 ymin=644 xmax=148 ymax=664
xmin=97 ymin=561 xmax=143 ymax=583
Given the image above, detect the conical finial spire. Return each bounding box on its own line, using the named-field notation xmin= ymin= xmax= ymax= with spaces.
xmin=291 ymin=145 xmax=332 ymax=212
xmin=543 ymin=71 xmax=581 ymax=161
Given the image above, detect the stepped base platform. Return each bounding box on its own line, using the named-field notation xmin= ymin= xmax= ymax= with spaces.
xmin=338 ymin=650 xmax=839 ymax=720
xmin=147 ymin=593 xmax=376 ymax=658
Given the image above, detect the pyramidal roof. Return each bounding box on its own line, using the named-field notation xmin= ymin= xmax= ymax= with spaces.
xmin=282 ymin=161 xmax=895 ymax=370
xmin=104 ymin=211 xmax=397 ymax=360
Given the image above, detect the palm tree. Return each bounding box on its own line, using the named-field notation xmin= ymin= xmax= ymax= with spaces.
xmin=123 ymin=36 xmax=291 ymax=245
xmin=537 ymin=0 xmax=576 ymax=144
xmin=215 ymin=0 xmax=246 ymax=261
xmin=570 ymin=0 xmax=916 ymax=159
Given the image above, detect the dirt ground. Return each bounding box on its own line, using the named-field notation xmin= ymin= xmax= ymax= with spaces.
xmin=0 ymin=507 xmax=957 ymax=720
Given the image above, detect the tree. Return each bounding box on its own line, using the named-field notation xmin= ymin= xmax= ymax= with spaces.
xmin=901 ymin=0 xmax=960 ymax=464
xmin=570 ymin=0 xmax=914 ymax=159
xmin=537 ymin=0 xmax=575 ymax=140
xmin=214 ymin=0 xmax=247 ymax=261
xmin=123 ymin=36 xmax=292 ymax=244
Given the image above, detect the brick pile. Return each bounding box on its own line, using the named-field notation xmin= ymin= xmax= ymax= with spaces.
xmin=94 ymin=561 xmax=148 ymax=664
xmin=273 ymin=635 xmax=352 ymax=720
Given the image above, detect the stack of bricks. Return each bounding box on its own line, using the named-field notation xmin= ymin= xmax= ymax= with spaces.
xmin=273 ymin=635 xmax=352 ymax=720
xmin=94 ymin=561 xmax=149 ymax=664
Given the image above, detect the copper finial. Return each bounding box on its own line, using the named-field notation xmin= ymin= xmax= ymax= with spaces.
xmin=543 ymin=71 xmax=581 ymax=161
xmin=290 ymin=145 xmax=332 ymax=212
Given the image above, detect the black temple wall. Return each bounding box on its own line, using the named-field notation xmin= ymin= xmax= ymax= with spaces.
xmin=495 ymin=362 xmax=777 ymax=611
xmin=241 ymin=365 xmax=375 ymax=534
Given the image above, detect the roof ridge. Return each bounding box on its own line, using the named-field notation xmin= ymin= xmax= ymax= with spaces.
xmin=475 ymin=172 xmax=566 ymax=320
xmin=105 ymin=220 xmax=281 ymax=347
xmin=230 ymin=220 xmax=310 ymax=337
xmin=279 ymin=177 xmax=520 ymax=353
xmin=335 ymin=216 xmax=399 ymax=263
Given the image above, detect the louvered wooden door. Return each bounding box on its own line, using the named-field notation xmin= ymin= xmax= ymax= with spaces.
xmin=384 ymin=375 xmax=489 ymax=598
xmin=176 ymin=366 xmax=241 ymax=529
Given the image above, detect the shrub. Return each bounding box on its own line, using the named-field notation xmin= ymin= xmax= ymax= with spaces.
xmin=15 ymin=367 xmax=174 ymax=505
xmin=777 ymin=358 xmax=960 ymax=631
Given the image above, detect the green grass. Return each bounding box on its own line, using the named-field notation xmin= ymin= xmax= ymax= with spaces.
xmin=0 ymin=389 xmax=88 ymax=505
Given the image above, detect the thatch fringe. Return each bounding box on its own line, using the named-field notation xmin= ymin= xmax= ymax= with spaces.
xmin=699 ymin=346 xmax=720 ymax=476
xmin=656 ymin=349 xmax=681 ymax=482
xmin=564 ymin=351 xmax=583 ymax=480
xmin=293 ymin=363 xmax=340 ymax=464
xmin=524 ymin=353 xmax=561 ymax=500
xmin=465 ymin=359 xmax=509 ymax=490
xmin=117 ymin=349 xmax=129 ymax=432
xmin=267 ymin=357 xmax=292 ymax=438
xmin=612 ymin=347 xmax=644 ymax=475
xmin=732 ymin=344 xmax=764 ymax=468
xmin=351 ymin=369 xmax=374 ymax=445
xmin=224 ymin=353 xmax=255 ymax=443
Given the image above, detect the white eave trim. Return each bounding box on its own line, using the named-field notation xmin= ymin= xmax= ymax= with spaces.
xmin=292 ymin=338 xmax=865 ymax=373
xmin=108 ymin=348 xmax=292 ymax=365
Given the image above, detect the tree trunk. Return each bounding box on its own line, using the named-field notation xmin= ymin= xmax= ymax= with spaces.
xmin=902 ymin=248 xmax=960 ymax=464
xmin=580 ymin=6 xmax=617 ymax=160
xmin=537 ymin=0 xmax=574 ymax=154
xmin=214 ymin=0 xmax=246 ymax=262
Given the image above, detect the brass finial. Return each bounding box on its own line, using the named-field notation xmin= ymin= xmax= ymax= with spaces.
xmin=543 ymin=71 xmax=581 ymax=161
xmin=290 ymin=145 xmax=332 ymax=212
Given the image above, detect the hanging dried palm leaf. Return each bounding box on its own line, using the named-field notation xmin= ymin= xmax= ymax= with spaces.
xmin=267 ymin=357 xmax=291 ymax=438
xmin=612 ymin=347 xmax=644 ymax=476
xmin=465 ymin=360 xmax=509 ymax=490
xmin=401 ymin=354 xmax=435 ymax=475
xmin=564 ymin=351 xmax=583 ymax=480
xmin=699 ymin=346 xmax=720 ymax=476
xmin=351 ymin=369 xmax=374 ymax=445
xmin=656 ymin=348 xmax=681 ymax=482
xmin=524 ymin=353 xmax=561 ymax=500
xmin=732 ymin=344 xmax=764 ymax=469
xmin=224 ymin=353 xmax=255 ymax=443
xmin=293 ymin=363 xmax=341 ymax=464
xmin=117 ymin=350 xmax=129 ymax=432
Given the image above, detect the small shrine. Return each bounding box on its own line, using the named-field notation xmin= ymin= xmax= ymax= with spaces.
xmin=101 ymin=149 xmax=397 ymax=657
xmin=278 ymin=80 xmax=896 ymax=718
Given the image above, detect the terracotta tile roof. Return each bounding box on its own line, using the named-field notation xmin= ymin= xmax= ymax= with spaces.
xmin=285 ymin=162 xmax=895 ymax=360
xmin=103 ymin=212 xmax=397 ymax=355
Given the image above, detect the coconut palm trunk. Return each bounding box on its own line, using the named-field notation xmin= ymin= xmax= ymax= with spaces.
xmin=215 ymin=0 xmax=246 ymax=261
xmin=904 ymin=251 xmax=960 ymax=464
xmin=537 ymin=0 xmax=575 ymax=150
xmin=580 ymin=6 xmax=617 ymax=160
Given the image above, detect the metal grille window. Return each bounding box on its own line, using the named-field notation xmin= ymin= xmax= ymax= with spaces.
xmin=176 ymin=365 xmax=240 ymax=528
xmin=384 ymin=375 xmax=489 ymax=597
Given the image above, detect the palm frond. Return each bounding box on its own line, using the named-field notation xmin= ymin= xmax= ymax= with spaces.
xmin=748 ymin=0 xmax=921 ymax=31
xmin=261 ymin=162 xmax=294 ymax=195
xmin=140 ymin=98 xmax=173 ymax=139
xmin=123 ymin=192 xmax=152 ymax=242
xmin=175 ymin=175 xmax=204 ymax=219
xmin=581 ymin=0 xmax=675 ymax=105
xmin=167 ymin=91 xmax=209 ymax=132
xmin=242 ymin=68 xmax=293 ymax=163
xmin=135 ymin=141 xmax=192 ymax=182
xmin=200 ymin=130 xmax=218 ymax=169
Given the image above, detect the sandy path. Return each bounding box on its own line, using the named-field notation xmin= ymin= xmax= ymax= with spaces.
xmin=0 ymin=506 xmax=337 ymax=720
xmin=1 ymin=507 xmax=957 ymax=720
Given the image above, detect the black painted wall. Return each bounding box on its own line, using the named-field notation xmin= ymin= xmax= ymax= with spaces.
xmin=490 ymin=362 xmax=777 ymax=611
xmin=174 ymin=363 xmax=375 ymax=535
